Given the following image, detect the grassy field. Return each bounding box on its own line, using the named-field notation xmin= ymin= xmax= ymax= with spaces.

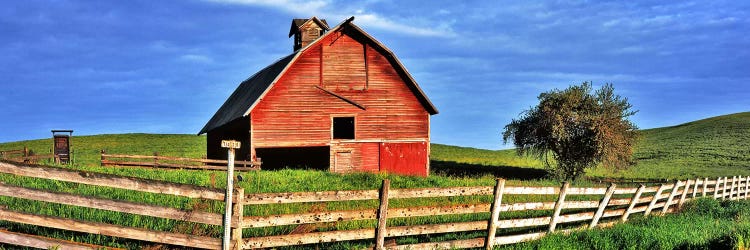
xmin=500 ymin=198 xmax=750 ymax=250
xmin=0 ymin=112 xmax=748 ymax=248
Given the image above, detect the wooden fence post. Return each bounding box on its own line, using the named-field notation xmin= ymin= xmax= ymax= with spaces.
xmin=23 ymin=147 xmax=28 ymax=158
xmin=730 ymin=176 xmax=736 ymax=200
xmin=485 ymin=178 xmax=506 ymax=250
xmin=723 ymin=177 xmax=730 ymax=200
xmin=622 ymin=185 xmax=645 ymax=222
xmin=662 ymin=180 xmax=681 ymax=214
xmin=645 ymin=184 xmax=667 ymax=216
xmin=153 ymin=152 xmax=159 ymax=168
xmin=691 ymin=178 xmax=699 ymax=199
xmin=714 ymin=177 xmax=722 ymax=199
xmin=100 ymin=150 xmax=107 ymax=166
xmin=678 ymin=179 xmax=691 ymax=208
xmin=745 ymin=176 xmax=749 ymax=200
xmin=375 ymin=179 xmax=390 ymax=250
xmin=702 ymin=177 xmax=708 ymax=197
xmin=548 ymin=182 xmax=569 ymax=233
xmin=590 ymin=183 xmax=616 ymax=228
xmin=232 ymin=187 xmax=244 ymax=250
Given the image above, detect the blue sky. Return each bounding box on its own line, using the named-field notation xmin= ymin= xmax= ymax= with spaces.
xmin=1 ymin=0 xmax=748 ymax=149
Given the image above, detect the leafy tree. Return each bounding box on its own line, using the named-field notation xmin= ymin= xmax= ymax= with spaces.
xmin=503 ymin=82 xmax=638 ymax=180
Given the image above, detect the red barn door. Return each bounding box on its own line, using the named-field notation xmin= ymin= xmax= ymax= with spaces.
xmin=379 ymin=142 xmax=428 ymax=176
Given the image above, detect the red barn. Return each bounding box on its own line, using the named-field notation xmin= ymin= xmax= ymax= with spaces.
xmin=199 ymin=17 xmax=438 ymax=176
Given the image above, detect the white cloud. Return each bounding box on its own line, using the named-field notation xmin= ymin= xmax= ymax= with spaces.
xmin=203 ymin=0 xmax=455 ymax=37
xmin=179 ymin=54 xmax=214 ymax=64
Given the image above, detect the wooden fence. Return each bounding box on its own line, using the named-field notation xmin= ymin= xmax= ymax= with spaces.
xmin=100 ymin=150 xmax=260 ymax=171
xmin=0 ymin=159 xmax=747 ymax=249
xmin=0 ymin=147 xmax=55 ymax=164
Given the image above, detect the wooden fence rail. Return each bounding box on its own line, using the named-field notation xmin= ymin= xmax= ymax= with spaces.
xmin=0 ymin=147 xmax=55 ymax=164
xmin=0 ymin=159 xmax=746 ymax=250
xmin=100 ymin=150 xmax=261 ymax=171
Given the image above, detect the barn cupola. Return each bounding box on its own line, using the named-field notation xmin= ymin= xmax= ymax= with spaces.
xmin=289 ymin=17 xmax=330 ymax=51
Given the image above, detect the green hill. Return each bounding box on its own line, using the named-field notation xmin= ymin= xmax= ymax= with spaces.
xmin=589 ymin=112 xmax=750 ymax=179
xmin=1 ymin=112 xmax=749 ymax=180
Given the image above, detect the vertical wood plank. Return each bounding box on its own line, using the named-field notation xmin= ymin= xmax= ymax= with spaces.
xmin=645 ymin=184 xmax=667 ymax=216
xmin=731 ymin=176 xmax=737 ymax=200
xmin=714 ymin=177 xmax=722 ymax=199
xmin=678 ymin=179 xmax=691 ymax=208
xmin=589 ymin=183 xmax=616 ymax=228
xmin=745 ymin=176 xmax=750 ymax=199
xmin=232 ymin=188 xmax=244 ymax=250
xmin=375 ymin=179 xmax=390 ymax=250
xmin=662 ymin=180 xmax=681 ymax=214
xmin=548 ymin=182 xmax=569 ymax=233
xmin=622 ymin=185 xmax=645 ymax=222
xmin=485 ymin=178 xmax=506 ymax=250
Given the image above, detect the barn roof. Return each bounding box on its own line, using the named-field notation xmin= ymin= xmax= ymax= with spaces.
xmin=199 ymin=17 xmax=438 ymax=135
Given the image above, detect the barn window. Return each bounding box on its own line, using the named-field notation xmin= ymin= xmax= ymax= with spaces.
xmin=333 ymin=117 xmax=355 ymax=139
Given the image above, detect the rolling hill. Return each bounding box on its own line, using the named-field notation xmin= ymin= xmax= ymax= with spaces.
xmin=1 ymin=112 xmax=748 ymax=180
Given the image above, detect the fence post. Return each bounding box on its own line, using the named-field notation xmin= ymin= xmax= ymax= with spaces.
xmin=221 ymin=140 xmax=240 ymax=250
xmin=645 ymin=184 xmax=667 ymax=216
xmin=729 ymin=176 xmax=736 ymax=200
xmin=23 ymin=146 xmax=28 ymax=158
xmin=714 ymin=177 xmax=722 ymax=199
xmin=662 ymin=180 xmax=681 ymax=214
xmin=678 ymin=179 xmax=691 ymax=208
xmin=590 ymin=183 xmax=616 ymax=228
xmin=745 ymin=176 xmax=749 ymax=200
xmin=549 ymin=182 xmax=569 ymax=233
xmin=723 ymin=177 xmax=730 ymax=200
xmin=100 ymin=150 xmax=106 ymax=166
xmin=153 ymin=152 xmax=159 ymax=168
xmin=622 ymin=185 xmax=645 ymax=222
xmin=485 ymin=178 xmax=505 ymax=249
xmin=232 ymin=187 xmax=245 ymax=250
xmin=375 ymin=179 xmax=390 ymax=250
xmin=702 ymin=177 xmax=708 ymax=197
xmin=691 ymin=178 xmax=699 ymax=200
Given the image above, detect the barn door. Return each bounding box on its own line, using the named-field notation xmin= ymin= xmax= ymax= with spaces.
xmin=334 ymin=151 xmax=353 ymax=173
xmin=379 ymin=142 xmax=428 ymax=176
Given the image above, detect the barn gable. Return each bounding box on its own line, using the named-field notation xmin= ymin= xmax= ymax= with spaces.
xmin=200 ymin=16 xmax=437 ymax=176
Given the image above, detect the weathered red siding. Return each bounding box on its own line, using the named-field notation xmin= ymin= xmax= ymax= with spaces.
xmin=250 ymin=29 xmax=429 ymax=175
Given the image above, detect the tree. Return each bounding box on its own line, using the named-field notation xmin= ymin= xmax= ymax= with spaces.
xmin=503 ymin=82 xmax=638 ymax=180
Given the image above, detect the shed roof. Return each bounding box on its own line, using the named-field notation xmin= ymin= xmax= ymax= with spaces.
xmin=289 ymin=17 xmax=329 ymax=37
xmin=199 ymin=17 xmax=437 ymax=135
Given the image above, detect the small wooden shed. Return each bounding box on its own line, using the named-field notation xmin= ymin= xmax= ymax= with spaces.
xmin=199 ymin=17 xmax=437 ymax=176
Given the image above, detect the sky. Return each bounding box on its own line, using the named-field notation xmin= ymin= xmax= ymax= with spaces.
xmin=1 ymin=0 xmax=748 ymax=149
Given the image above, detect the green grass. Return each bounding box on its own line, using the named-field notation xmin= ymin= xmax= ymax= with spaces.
xmin=500 ymin=198 xmax=750 ymax=250
xmin=0 ymin=112 xmax=748 ymax=248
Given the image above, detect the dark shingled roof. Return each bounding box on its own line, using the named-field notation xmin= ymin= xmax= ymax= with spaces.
xmin=198 ymin=53 xmax=296 ymax=134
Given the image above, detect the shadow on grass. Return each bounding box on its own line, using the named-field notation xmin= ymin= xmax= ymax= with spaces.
xmin=430 ymin=160 xmax=549 ymax=180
